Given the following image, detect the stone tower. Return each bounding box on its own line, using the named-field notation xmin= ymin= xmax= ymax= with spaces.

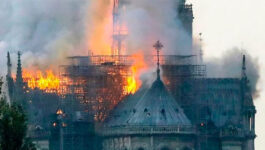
xmin=241 ymin=55 xmax=256 ymax=150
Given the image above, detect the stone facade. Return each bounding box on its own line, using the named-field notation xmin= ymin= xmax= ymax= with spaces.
xmin=103 ymin=135 xmax=195 ymax=150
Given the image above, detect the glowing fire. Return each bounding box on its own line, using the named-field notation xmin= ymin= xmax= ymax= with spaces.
xmin=125 ymin=53 xmax=147 ymax=94
xmin=86 ymin=0 xmax=113 ymax=55
xmin=125 ymin=76 xmax=137 ymax=94
xmin=23 ymin=69 xmax=60 ymax=92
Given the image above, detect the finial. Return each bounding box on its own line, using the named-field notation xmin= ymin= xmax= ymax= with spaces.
xmin=153 ymin=40 xmax=163 ymax=80
xmin=199 ymin=33 xmax=203 ymax=63
xmin=242 ymin=55 xmax=247 ymax=79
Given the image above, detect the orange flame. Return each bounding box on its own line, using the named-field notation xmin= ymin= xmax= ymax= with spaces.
xmin=125 ymin=53 xmax=147 ymax=94
xmin=23 ymin=69 xmax=60 ymax=93
xmin=86 ymin=0 xmax=113 ymax=55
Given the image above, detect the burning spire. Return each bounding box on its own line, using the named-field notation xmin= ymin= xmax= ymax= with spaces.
xmin=153 ymin=40 xmax=163 ymax=80
xmin=112 ymin=0 xmax=128 ymax=56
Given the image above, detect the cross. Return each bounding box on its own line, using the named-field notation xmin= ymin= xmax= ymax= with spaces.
xmin=153 ymin=40 xmax=163 ymax=79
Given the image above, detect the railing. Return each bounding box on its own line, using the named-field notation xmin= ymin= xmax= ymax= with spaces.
xmin=98 ymin=125 xmax=196 ymax=136
xmin=66 ymin=55 xmax=197 ymax=66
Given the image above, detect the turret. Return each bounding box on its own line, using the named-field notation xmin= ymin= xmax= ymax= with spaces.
xmin=7 ymin=52 xmax=12 ymax=77
xmin=14 ymin=51 xmax=26 ymax=106
xmin=16 ymin=51 xmax=23 ymax=89
xmin=240 ymin=55 xmax=256 ymax=150
xmin=6 ymin=52 xmax=15 ymax=100
xmin=177 ymin=0 xmax=194 ymax=52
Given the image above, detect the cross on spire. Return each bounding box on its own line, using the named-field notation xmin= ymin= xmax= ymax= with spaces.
xmin=153 ymin=40 xmax=163 ymax=79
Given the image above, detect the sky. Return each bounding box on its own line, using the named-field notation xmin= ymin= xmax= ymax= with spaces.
xmin=188 ymin=0 xmax=265 ymax=149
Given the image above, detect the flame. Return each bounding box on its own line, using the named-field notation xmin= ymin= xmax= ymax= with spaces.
xmin=23 ymin=69 xmax=60 ymax=93
xmin=125 ymin=53 xmax=147 ymax=94
xmin=86 ymin=0 xmax=113 ymax=55
xmin=125 ymin=76 xmax=137 ymax=94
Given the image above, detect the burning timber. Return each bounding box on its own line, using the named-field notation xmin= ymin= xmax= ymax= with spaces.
xmin=59 ymin=55 xmax=206 ymax=121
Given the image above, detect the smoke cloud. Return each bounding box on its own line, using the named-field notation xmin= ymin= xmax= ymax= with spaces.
xmin=205 ymin=48 xmax=260 ymax=97
xmin=123 ymin=0 xmax=192 ymax=55
xmin=0 ymin=0 xmax=194 ymax=75
xmin=0 ymin=0 xmax=92 ymax=74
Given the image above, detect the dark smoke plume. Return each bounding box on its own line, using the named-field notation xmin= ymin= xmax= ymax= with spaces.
xmin=205 ymin=48 xmax=260 ymax=98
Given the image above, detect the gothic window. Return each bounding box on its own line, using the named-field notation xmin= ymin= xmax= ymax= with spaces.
xmin=249 ymin=116 xmax=252 ymax=131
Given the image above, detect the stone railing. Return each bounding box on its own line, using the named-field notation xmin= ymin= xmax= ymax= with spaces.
xmin=98 ymin=125 xmax=196 ymax=136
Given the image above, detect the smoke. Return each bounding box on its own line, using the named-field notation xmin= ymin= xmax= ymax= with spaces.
xmin=0 ymin=0 xmax=91 ymax=74
xmin=122 ymin=0 xmax=193 ymax=55
xmin=0 ymin=0 xmax=194 ymax=74
xmin=205 ymin=48 xmax=260 ymax=97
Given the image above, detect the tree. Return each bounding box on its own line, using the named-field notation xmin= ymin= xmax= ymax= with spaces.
xmin=0 ymin=78 xmax=36 ymax=150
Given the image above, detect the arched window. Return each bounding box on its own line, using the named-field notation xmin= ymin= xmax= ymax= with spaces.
xmin=138 ymin=147 xmax=144 ymax=150
xmin=249 ymin=116 xmax=252 ymax=131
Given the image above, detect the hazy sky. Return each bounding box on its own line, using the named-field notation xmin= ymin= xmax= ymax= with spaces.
xmin=188 ymin=0 xmax=265 ymax=149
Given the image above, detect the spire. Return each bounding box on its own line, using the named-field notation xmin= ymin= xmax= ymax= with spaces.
xmin=6 ymin=51 xmax=15 ymax=99
xmin=199 ymin=33 xmax=203 ymax=63
xmin=242 ymin=55 xmax=247 ymax=79
xmin=153 ymin=40 xmax=163 ymax=80
xmin=7 ymin=52 xmax=12 ymax=77
xmin=16 ymin=51 xmax=23 ymax=87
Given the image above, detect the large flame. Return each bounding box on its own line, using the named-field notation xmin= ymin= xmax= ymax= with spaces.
xmin=86 ymin=0 xmax=113 ymax=55
xmin=124 ymin=53 xmax=147 ymax=94
xmin=23 ymin=69 xmax=60 ymax=93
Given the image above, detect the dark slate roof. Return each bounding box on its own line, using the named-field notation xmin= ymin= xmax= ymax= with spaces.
xmin=179 ymin=78 xmax=244 ymax=127
xmin=105 ymin=77 xmax=191 ymax=127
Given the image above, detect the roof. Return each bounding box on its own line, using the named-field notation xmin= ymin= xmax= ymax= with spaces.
xmin=105 ymin=77 xmax=191 ymax=127
xmin=179 ymin=78 xmax=245 ymax=127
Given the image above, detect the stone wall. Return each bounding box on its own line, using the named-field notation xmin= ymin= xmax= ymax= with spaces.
xmin=102 ymin=135 xmax=195 ymax=150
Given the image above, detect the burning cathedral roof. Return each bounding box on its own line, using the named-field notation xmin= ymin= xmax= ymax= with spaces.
xmin=104 ymin=41 xmax=191 ymax=128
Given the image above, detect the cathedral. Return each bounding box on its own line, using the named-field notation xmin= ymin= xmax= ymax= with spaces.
xmin=100 ymin=45 xmax=256 ymax=150
xmin=4 ymin=0 xmax=256 ymax=150
xmin=99 ymin=1 xmax=256 ymax=149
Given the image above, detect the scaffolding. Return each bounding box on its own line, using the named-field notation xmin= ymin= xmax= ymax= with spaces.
xmin=59 ymin=55 xmax=206 ymax=122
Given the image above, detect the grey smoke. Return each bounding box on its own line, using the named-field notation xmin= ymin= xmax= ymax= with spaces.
xmin=0 ymin=0 xmax=89 ymax=73
xmin=205 ymin=48 xmax=260 ymax=97
xmin=123 ymin=0 xmax=192 ymax=55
